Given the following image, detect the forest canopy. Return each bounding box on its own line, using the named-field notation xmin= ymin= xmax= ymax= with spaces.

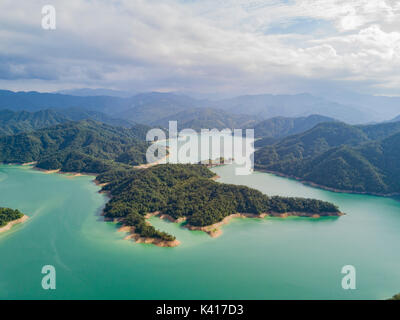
xmin=0 ymin=208 xmax=24 ymax=227
xmin=98 ymin=164 xmax=340 ymax=241
xmin=0 ymin=120 xmax=150 ymax=174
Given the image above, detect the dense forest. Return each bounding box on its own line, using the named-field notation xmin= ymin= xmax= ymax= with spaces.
xmin=97 ymin=164 xmax=340 ymax=241
xmin=0 ymin=208 xmax=24 ymax=227
xmin=255 ymin=121 xmax=400 ymax=194
xmin=0 ymin=109 xmax=135 ymax=136
xmin=0 ymin=120 xmax=150 ymax=174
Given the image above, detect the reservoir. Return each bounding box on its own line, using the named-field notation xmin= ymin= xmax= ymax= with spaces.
xmin=0 ymin=145 xmax=399 ymax=299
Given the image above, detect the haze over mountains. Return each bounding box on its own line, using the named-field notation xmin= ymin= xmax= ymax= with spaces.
xmin=56 ymin=88 xmax=134 ymax=98
xmin=1 ymin=89 xmax=399 ymax=126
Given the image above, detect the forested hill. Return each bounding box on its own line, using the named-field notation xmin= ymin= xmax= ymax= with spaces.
xmin=0 ymin=109 xmax=134 ymax=136
xmin=96 ymin=164 xmax=341 ymax=242
xmin=253 ymin=114 xmax=337 ymax=148
xmin=255 ymin=121 xmax=400 ymax=195
xmin=0 ymin=120 xmax=150 ymax=174
xmin=0 ymin=208 xmax=24 ymax=227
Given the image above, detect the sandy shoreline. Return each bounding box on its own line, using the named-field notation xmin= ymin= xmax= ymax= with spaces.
xmin=134 ymin=154 xmax=170 ymax=169
xmin=115 ymin=213 xmax=181 ymax=247
xmin=128 ymin=210 xmax=343 ymax=242
xmin=180 ymin=211 xmax=342 ymax=238
xmin=2 ymin=163 xmax=345 ymax=246
xmin=255 ymin=167 xmax=400 ymax=197
xmin=31 ymin=166 xmax=97 ymax=178
xmin=0 ymin=215 xmax=29 ymax=234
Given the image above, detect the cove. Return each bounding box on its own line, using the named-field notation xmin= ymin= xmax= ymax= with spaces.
xmin=0 ymin=163 xmax=400 ymax=299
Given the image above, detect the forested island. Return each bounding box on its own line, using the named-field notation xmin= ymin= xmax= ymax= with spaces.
xmin=0 ymin=207 xmax=27 ymax=233
xmin=96 ymin=164 xmax=342 ymax=246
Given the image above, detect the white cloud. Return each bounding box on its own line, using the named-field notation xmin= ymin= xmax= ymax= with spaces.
xmin=0 ymin=0 xmax=399 ymax=94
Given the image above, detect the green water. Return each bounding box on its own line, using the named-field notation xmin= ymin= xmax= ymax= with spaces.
xmin=0 ymin=164 xmax=399 ymax=300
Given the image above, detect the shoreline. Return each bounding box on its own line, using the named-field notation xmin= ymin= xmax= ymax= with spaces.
xmin=114 ymin=213 xmax=181 ymax=247
xmin=182 ymin=211 xmax=343 ymax=238
xmin=0 ymin=215 xmax=29 ymax=234
xmin=3 ymin=162 xmax=398 ymax=197
xmin=21 ymin=164 xmax=98 ymax=178
xmin=33 ymin=167 xmax=98 ymax=177
xmin=254 ymin=167 xmax=400 ymax=198
xmin=0 ymin=161 xmax=98 ymax=177
xmin=2 ymin=163 xmax=345 ymax=247
xmin=132 ymin=210 xmax=343 ymax=241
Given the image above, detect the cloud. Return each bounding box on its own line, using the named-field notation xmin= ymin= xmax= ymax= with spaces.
xmin=0 ymin=0 xmax=399 ymax=95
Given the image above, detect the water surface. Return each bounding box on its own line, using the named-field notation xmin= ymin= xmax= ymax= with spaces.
xmin=0 ymin=163 xmax=399 ymax=299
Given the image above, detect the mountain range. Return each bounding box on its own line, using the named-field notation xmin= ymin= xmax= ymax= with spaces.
xmin=2 ymin=89 xmax=399 ymax=126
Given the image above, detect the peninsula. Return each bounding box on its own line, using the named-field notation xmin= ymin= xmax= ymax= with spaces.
xmin=96 ymin=164 xmax=343 ymax=247
xmin=0 ymin=207 xmax=28 ymax=234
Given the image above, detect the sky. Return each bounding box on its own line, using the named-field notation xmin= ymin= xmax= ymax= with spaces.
xmin=1 ymin=0 xmax=400 ymax=96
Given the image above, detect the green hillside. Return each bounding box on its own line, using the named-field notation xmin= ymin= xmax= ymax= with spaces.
xmin=255 ymin=121 xmax=400 ymax=194
xmin=97 ymin=164 xmax=340 ymax=241
xmin=0 ymin=120 xmax=149 ymax=173
xmin=0 ymin=109 xmax=134 ymax=136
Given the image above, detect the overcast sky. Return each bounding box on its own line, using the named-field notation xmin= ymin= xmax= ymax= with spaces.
xmin=1 ymin=0 xmax=400 ymax=96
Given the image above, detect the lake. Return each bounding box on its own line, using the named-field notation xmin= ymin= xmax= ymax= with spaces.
xmin=0 ymin=144 xmax=399 ymax=299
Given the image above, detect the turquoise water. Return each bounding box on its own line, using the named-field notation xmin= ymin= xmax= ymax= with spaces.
xmin=0 ymin=163 xmax=399 ymax=300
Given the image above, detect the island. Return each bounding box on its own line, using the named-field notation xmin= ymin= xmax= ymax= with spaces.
xmin=0 ymin=207 xmax=28 ymax=234
xmin=96 ymin=164 xmax=343 ymax=247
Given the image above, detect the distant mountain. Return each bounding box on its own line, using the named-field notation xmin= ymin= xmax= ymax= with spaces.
xmin=0 ymin=108 xmax=134 ymax=136
xmin=0 ymin=90 xmax=207 ymax=122
xmin=215 ymin=93 xmax=374 ymax=124
xmin=0 ymin=90 xmax=391 ymax=127
xmin=57 ymin=88 xmax=134 ymax=98
xmin=0 ymin=120 xmax=150 ymax=173
xmin=255 ymin=121 xmax=400 ymax=195
xmin=0 ymin=90 xmax=129 ymax=114
xmin=59 ymin=108 xmax=134 ymax=127
xmin=390 ymin=114 xmax=400 ymax=122
xmin=152 ymin=107 xmax=257 ymax=131
xmin=317 ymin=89 xmax=400 ymax=122
xmin=253 ymin=114 xmax=336 ymax=139
xmin=116 ymin=92 xmax=205 ymax=124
